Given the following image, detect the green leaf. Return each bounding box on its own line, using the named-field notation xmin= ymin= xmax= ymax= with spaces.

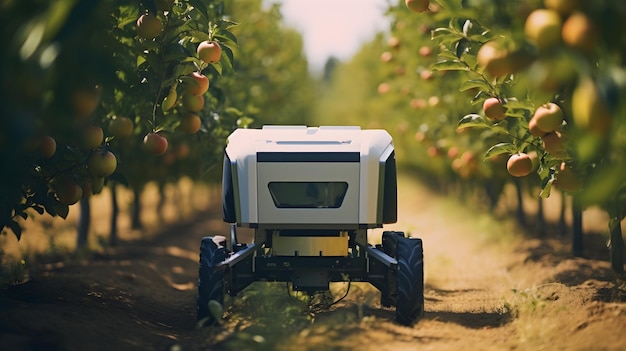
xmin=459 ymin=79 xmax=491 ymax=92
xmin=187 ymin=30 xmax=212 ymax=43
xmin=539 ymin=174 xmax=555 ymax=198
xmin=32 ymin=205 xmax=44 ymax=215
xmin=211 ymin=60 xmax=223 ymax=76
xmin=490 ymin=123 xmax=510 ymax=135
xmin=8 ymin=220 xmax=22 ymax=241
xmin=136 ymin=55 xmax=146 ymax=67
xmin=431 ymin=27 xmax=456 ymax=39
xmin=455 ymin=38 xmax=470 ymax=58
xmin=54 ymin=202 xmax=70 ymax=220
xmin=431 ymin=28 xmax=465 ymax=47
xmin=214 ymin=29 xmax=238 ymax=46
xmin=435 ymin=0 xmax=464 ymax=11
xmin=431 ymin=60 xmax=469 ymax=72
xmin=458 ymin=113 xmax=488 ymax=129
xmin=109 ymin=172 xmax=129 ymax=187
xmin=220 ymin=44 xmax=235 ymax=73
xmin=189 ymin=0 xmax=209 ymax=20
xmin=502 ymin=99 xmax=533 ymax=110
xmin=237 ymin=117 xmax=254 ymax=128
xmin=218 ymin=18 xmax=239 ymax=30
xmin=484 ymin=143 xmax=517 ymax=160
xmin=504 ymin=108 xmax=527 ymax=118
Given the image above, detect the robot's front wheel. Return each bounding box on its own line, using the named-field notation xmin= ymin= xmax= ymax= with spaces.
xmin=197 ymin=236 xmax=227 ymax=326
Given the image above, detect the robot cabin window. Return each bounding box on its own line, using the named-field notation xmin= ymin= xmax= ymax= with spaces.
xmin=268 ymin=182 xmax=348 ymax=209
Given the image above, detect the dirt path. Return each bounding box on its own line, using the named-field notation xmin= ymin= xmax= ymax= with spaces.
xmin=1 ymin=176 xmax=625 ymax=351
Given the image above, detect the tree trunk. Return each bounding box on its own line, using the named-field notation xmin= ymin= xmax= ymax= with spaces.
xmin=514 ymin=179 xmax=526 ymax=226
xmin=609 ymin=217 xmax=625 ymax=279
xmin=559 ymin=193 xmax=567 ymax=236
xmin=537 ymin=196 xmax=545 ymax=237
xmin=572 ymin=195 xmax=583 ymax=257
xmin=110 ymin=184 xmax=119 ymax=246
xmin=157 ymin=182 xmax=166 ymax=221
xmin=131 ymin=186 xmax=142 ymax=230
xmin=77 ymin=197 xmax=91 ymax=249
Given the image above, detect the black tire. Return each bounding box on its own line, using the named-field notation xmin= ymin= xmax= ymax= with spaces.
xmin=395 ymin=237 xmax=424 ymax=326
xmin=380 ymin=231 xmax=404 ymax=307
xmin=197 ymin=236 xmax=227 ymax=326
xmin=381 ymin=231 xmax=404 ymax=258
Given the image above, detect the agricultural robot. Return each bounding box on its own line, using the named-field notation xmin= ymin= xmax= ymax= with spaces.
xmin=197 ymin=126 xmax=424 ymax=326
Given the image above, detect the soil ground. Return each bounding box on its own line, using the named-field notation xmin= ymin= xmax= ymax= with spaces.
xmin=1 ymin=175 xmax=625 ymax=351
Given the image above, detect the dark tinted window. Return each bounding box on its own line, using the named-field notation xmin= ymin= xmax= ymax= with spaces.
xmin=268 ymin=182 xmax=348 ymax=208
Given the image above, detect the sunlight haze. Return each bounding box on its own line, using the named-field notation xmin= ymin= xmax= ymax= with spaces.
xmin=264 ymin=0 xmax=392 ymax=72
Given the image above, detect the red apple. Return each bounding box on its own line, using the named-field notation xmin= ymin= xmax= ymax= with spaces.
xmin=143 ymin=133 xmax=168 ymax=155
xmin=482 ymin=97 xmax=507 ymax=121
xmin=54 ymin=177 xmax=83 ymax=205
xmin=178 ymin=114 xmax=202 ymax=134
xmin=542 ymin=131 xmax=568 ymax=158
xmin=71 ymin=85 xmax=102 ymax=119
xmin=410 ymin=98 xmax=427 ymax=110
xmin=507 ymin=153 xmax=533 ymax=177
xmin=529 ymin=117 xmax=547 ymax=138
xmin=39 ymin=135 xmax=57 ymax=159
xmin=419 ymin=46 xmax=432 ymax=57
xmin=554 ymin=162 xmax=582 ymax=193
xmin=562 ymin=12 xmax=598 ymax=55
xmin=185 ymin=72 xmax=209 ymax=96
xmin=377 ymin=83 xmax=391 ymax=94
xmin=380 ymin=51 xmax=393 ymax=63
xmin=420 ymin=70 xmax=433 ymax=80
xmin=197 ymin=41 xmax=222 ymax=64
xmin=388 ymin=36 xmax=401 ymax=49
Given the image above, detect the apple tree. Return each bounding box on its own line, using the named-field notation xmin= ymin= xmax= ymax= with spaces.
xmin=0 ymin=0 xmax=245 ymax=244
xmin=412 ymin=0 xmax=626 ymax=277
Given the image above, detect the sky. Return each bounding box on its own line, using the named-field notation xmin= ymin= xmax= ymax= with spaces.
xmin=263 ymin=0 xmax=392 ymax=72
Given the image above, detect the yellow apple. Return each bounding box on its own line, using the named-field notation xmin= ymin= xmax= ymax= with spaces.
xmin=87 ymin=150 xmax=117 ymax=177
xmin=544 ymin=0 xmax=581 ymax=16
xmin=108 ymin=116 xmax=134 ymax=139
xmin=162 ymin=88 xmax=177 ymax=112
xmin=524 ymin=9 xmax=562 ymax=50
xmin=477 ymin=41 xmax=511 ymax=78
xmin=571 ymin=77 xmax=612 ymax=136
xmin=136 ymin=13 xmax=163 ymax=39
xmin=181 ymin=93 xmax=204 ymax=112
xmin=405 ymin=0 xmax=429 ymax=13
